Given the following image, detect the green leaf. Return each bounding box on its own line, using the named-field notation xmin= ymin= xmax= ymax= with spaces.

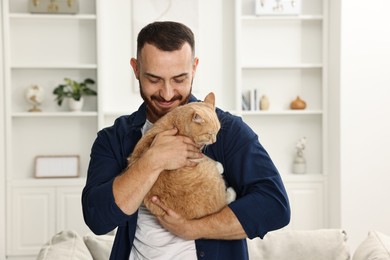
xmin=53 ymin=77 xmax=97 ymax=106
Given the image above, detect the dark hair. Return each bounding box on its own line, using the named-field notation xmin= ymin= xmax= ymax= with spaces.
xmin=136 ymin=21 xmax=195 ymax=58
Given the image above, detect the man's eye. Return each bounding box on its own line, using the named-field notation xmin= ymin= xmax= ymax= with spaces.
xmin=174 ymin=78 xmax=186 ymax=84
xmin=149 ymin=79 xmax=160 ymax=84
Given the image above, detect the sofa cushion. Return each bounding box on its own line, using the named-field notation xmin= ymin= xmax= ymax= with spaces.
xmin=247 ymin=229 xmax=350 ymax=260
xmin=353 ymin=231 xmax=390 ymax=260
xmin=37 ymin=230 xmax=93 ymax=260
xmin=83 ymin=233 xmax=115 ymax=260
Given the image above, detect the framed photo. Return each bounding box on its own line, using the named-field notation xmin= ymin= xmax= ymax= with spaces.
xmin=34 ymin=155 xmax=80 ymax=178
xmin=255 ymin=0 xmax=301 ymax=16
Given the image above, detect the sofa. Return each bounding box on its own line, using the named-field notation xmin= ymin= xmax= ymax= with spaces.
xmin=37 ymin=229 xmax=390 ymax=260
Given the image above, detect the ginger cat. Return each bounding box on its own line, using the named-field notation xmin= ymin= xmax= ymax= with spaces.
xmin=128 ymin=92 xmax=234 ymax=220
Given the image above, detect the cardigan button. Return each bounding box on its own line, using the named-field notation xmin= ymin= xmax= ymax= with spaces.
xmin=199 ymin=251 xmax=205 ymax=257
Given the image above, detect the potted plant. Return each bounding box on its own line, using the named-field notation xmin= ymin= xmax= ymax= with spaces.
xmin=53 ymin=78 xmax=97 ymax=111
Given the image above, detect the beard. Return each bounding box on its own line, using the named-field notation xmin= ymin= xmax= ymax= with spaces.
xmin=139 ymin=82 xmax=192 ymax=121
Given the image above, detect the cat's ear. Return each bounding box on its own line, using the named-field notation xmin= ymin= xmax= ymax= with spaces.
xmin=204 ymin=92 xmax=215 ymax=107
xmin=193 ymin=112 xmax=204 ymax=124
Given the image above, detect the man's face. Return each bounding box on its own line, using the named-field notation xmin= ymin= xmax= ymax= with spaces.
xmin=131 ymin=43 xmax=199 ymax=123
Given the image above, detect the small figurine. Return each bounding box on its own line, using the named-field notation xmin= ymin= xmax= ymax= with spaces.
xmin=25 ymin=85 xmax=45 ymax=112
xmin=292 ymin=137 xmax=307 ymax=174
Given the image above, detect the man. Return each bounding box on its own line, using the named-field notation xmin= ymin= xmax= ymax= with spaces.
xmin=82 ymin=21 xmax=290 ymax=259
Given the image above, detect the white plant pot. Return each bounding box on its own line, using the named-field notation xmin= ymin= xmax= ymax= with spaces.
xmin=68 ymin=97 xmax=84 ymax=112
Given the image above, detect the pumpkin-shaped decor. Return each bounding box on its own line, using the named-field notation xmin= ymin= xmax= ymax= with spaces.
xmin=290 ymin=96 xmax=306 ymax=110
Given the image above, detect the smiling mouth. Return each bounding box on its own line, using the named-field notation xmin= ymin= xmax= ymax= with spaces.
xmin=156 ymin=100 xmax=176 ymax=108
xmin=152 ymin=96 xmax=181 ymax=109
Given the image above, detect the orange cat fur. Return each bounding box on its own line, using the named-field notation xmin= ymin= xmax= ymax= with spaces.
xmin=128 ymin=92 xmax=229 ymax=220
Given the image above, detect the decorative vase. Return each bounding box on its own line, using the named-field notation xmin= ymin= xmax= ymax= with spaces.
xmin=260 ymin=95 xmax=270 ymax=110
xmin=292 ymin=154 xmax=306 ymax=174
xmin=290 ymin=96 xmax=307 ymax=110
xmin=68 ymin=97 xmax=84 ymax=112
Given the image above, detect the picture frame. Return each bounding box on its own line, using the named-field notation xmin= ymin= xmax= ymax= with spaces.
xmin=255 ymin=0 xmax=301 ymax=16
xmin=34 ymin=155 xmax=80 ymax=178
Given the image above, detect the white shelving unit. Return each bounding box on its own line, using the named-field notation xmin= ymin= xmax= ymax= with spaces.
xmin=2 ymin=0 xmax=99 ymax=258
xmin=3 ymin=0 xmax=99 ymax=182
xmin=235 ymin=0 xmax=328 ymax=229
xmin=1 ymin=0 xmax=330 ymax=257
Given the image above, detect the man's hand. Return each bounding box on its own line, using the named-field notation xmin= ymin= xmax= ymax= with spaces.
xmin=151 ymin=196 xmax=197 ymax=240
xmin=147 ymin=128 xmax=203 ymax=171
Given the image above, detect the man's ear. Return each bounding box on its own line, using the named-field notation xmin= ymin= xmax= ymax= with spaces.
xmin=130 ymin=58 xmax=140 ymax=80
xmin=192 ymin=57 xmax=199 ymax=77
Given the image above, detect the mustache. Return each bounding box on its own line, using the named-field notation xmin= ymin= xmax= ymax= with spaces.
xmin=151 ymin=95 xmax=183 ymax=102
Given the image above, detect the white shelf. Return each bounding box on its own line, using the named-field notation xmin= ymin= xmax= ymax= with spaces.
xmin=12 ymin=112 xmax=98 ymax=118
xmin=281 ymin=173 xmax=325 ymax=183
xmin=9 ymin=13 xmax=96 ymax=20
xmin=11 ymin=64 xmax=98 ymax=69
xmin=242 ymin=15 xmax=323 ymax=21
xmin=103 ymin=111 xmax=129 ymax=117
xmin=241 ymin=110 xmax=323 ymax=116
xmin=8 ymin=177 xmax=87 ymax=187
xmin=242 ymin=63 xmax=323 ymax=69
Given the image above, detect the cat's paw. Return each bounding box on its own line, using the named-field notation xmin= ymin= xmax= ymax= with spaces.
xmin=226 ymin=187 xmax=236 ymax=204
xmin=216 ymin=162 xmax=224 ymax=174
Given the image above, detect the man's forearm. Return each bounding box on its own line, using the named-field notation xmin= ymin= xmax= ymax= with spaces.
xmin=113 ymin=151 xmax=162 ymax=215
xmin=191 ymin=206 xmax=247 ymax=240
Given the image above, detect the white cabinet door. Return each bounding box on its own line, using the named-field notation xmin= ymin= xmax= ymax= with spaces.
xmin=57 ymin=186 xmax=90 ymax=235
xmin=284 ymin=181 xmax=325 ymax=230
xmin=7 ymin=187 xmax=56 ymax=255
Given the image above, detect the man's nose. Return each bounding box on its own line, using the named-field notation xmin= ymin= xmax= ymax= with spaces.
xmin=160 ymin=82 xmax=174 ymax=101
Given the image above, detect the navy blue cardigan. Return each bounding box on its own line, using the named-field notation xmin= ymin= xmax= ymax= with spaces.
xmin=82 ymin=95 xmax=290 ymax=260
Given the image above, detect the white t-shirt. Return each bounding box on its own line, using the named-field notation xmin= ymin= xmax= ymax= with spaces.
xmin=129 ymin=120 xmax=197 ymax=260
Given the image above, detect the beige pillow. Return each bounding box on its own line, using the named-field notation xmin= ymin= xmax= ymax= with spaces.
xmin=353 ymin=231 xmax=390 ymax=260
xmin=37 ymin=230 xmax=93 ymax=260
xmin=83 ymin=233 xmax=115 ymax=260
xmin=247 ymin=229 xmax=350 ymax=260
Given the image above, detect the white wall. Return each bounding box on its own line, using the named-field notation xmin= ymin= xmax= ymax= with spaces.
xmin=99 ymin=0 xmax=234 ymax=115
xmin=339 ymin=0 xmax=390 ymax=251
xmin=0 ymin=0 xmax=6 ymax=257
xmin=328 ymin=0 xmax=341 ymax=230
xmin=97 ymin=1 xmax=141 ymax=115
